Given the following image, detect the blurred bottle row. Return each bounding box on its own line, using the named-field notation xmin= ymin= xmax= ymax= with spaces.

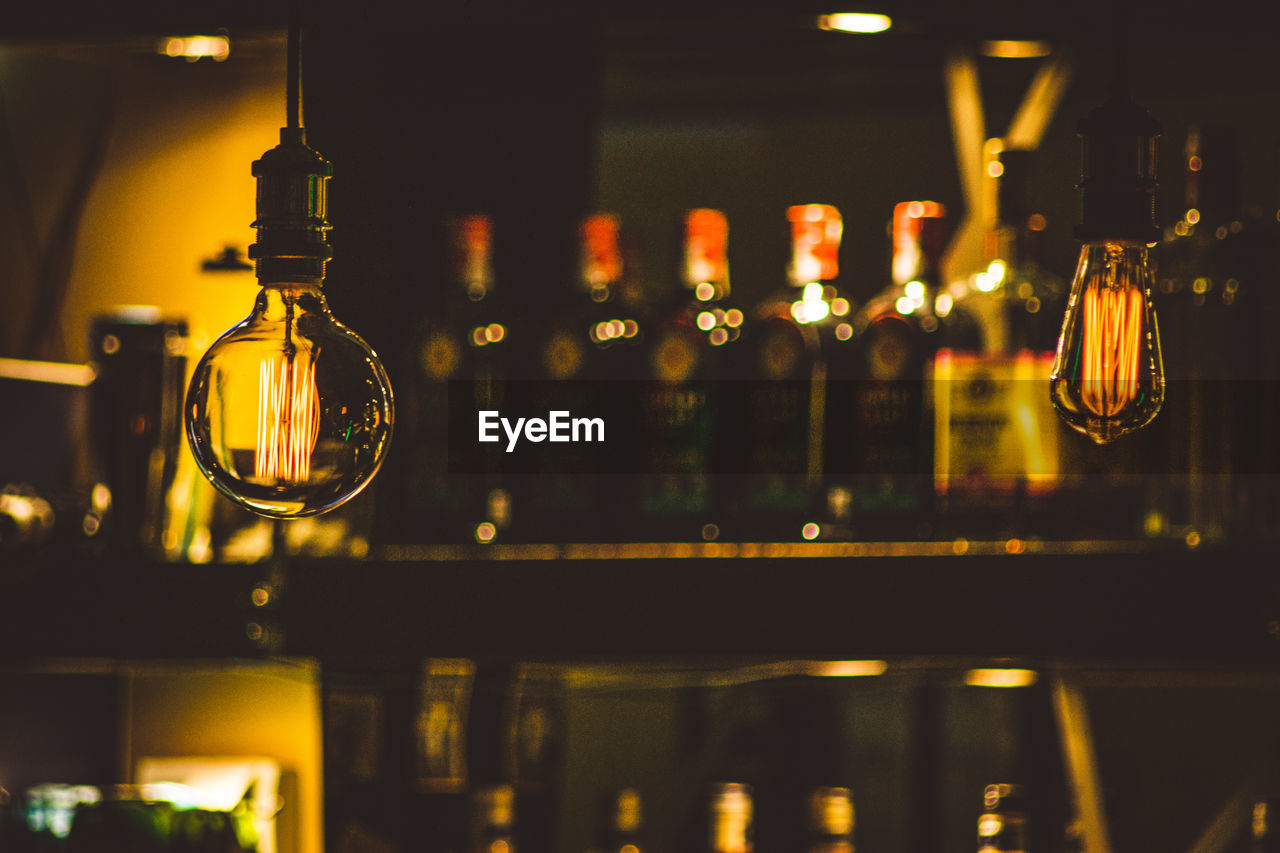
xmin=2 ymin=130 xmax=1278 ymax=557
xmin=320 ymin=659 xmax=1280 ymax=853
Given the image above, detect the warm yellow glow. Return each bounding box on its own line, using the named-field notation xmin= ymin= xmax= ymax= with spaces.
xmin=935 ymin=293 xmax=954 ymax=316
xmin=485 ymin=323 xmax=505 ymax=343
xmin=904 ymin=280 xmax=925 ymax=301
xmin=709 ymin=328 xmax=729 ymax=346
xmin=1080 ymin=277 xmax=1145 ymax=418
xmin=623 ymin=319 xmax=639 ymax=337
xmin=159 ymin=35 xmax=231 ymax=61
xmin=801 ymin=522 xmax=820 ymax=540
xmin=1185 ymin=208 xmax=1200 ymax=225
xmin=981 ymin=39 xmax=1052 ymax=59
xmin=0 ymin=357 xmax=95 ymax=386
xmin=724 ymin=309 xmax=744 ymax=328
xmin=988 ymin=260 xmax=1007 ymax=283
xmin=965 ymin=668 xmax=1038 ymax=687
xmin=472 ymin=326 xmax=488 ymax=346
xmin=895 ymin=296 xmax=915 ymax=315
xmin=835 ymin=323 xmax=853 ymax=341
xmin=697 ymin=311 xmax=717 ymax=331
xmin=811 ymin=660 xmax=888 ymax=677
xmin=695 ymin=282 xmax=715 ymax=301
xmin=831 ymin=297 xmax=850 ymax=316
xmin=818 ymin=12 xmax=892 ymax=33
xmin=255 ymin=354 xmax=319 ymax=485
xmin=988 ymin=160 xmax=1004 ymax=178
xmin=1188 ymin=155 xmax=1202 ymax=172
xmin=475 ymin=522 xmax=497 ymax=544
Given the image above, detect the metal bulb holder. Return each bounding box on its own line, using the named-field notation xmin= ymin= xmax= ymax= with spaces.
xmin=185 ymin=128 xmax=394 ymax=518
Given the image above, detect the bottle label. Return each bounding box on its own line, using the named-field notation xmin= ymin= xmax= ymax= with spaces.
xmin=422 ymin=330 xmax=463 ymax=380
xmin=933 ymin=350 xmax=1061 ymax=495
xmin=544 ymin=330 xmax=585 ymax=379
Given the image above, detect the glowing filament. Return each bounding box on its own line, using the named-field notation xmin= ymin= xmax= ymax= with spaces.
xmin=256 ymin=355 xmax=320 ymax=484
xmin=1079 ymin=273 xmax=1145 ymax=418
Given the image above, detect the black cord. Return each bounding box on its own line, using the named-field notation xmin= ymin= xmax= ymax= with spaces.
xmin=287 ymin=0 xmax=302 ymax=129
xmin=1109 ymin=0 xmax=1131 ymax=100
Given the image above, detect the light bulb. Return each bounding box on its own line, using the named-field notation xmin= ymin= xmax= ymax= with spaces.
xmin=1049 ymin=241 xmax=1163 ymax=444
xmin=1051 ymin=92 xmax=1165 ymax=444
xmin=186 ymin=283 xmax=393 ymax=517
xmin=185 ymin=126 xmax=393 ymax=518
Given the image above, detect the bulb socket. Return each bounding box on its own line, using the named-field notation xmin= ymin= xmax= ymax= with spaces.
xmin=249 ymin=127 xmax=334 ymax=285
xmin=1074 ymin=96 xmax=1161 ymax=244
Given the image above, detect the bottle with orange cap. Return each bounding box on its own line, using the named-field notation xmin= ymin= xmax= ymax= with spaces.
xmin=506 ymin=212 xmax=647 ymax=543
xmin=390 ymin=213 xmax=513 ymax=546
xmin=827 ymin=201 xmax=982 ymax=540
xmin=719 ymin=203 xmax=854 ymax=542
xmin=636 ymin=209 xmax=742 ymax=541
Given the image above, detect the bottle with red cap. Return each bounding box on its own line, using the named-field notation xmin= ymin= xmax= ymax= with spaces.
xmin=636 ymin=209 xmax=742 ymax=541
xmin=719 ymin=203 xmax=855 ymax=542
xmin=391 ymin=213 xmax=513 ymax=546
xmin=825 ymin=201 xmax=982 ymax=539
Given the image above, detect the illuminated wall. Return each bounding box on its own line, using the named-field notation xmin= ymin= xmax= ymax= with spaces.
xmin=124 ymin=660 xmax=324 ymax=853
xmin=0 ymin=38 xmax=284 ymax=365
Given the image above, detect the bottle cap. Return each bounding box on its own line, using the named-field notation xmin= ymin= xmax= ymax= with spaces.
xmin=684 ymin=209 xmax=731 ymax=296
xmin=787 ymin=204 xmax=843 ymax=287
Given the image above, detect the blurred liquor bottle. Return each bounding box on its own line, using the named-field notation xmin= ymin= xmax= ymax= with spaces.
xmin=392 ymin=214 xmax=513 ymax=546
xmin=720 ymin=204 xmax=851 ymax=542
xmin=709 ymin=783 xmax=754 ymax=853
xmin=829 ymin=202 xmax=977 ymax=540
xmin=637 ymin=209 xmax=741 ymax=542
xmin=1151 ymin=125 xmax=1256 ymax=544
xmin=977 ymin=783 xmax=1028 ymax=853
xmin=413 ymin=660 xmax=477 ymax=853
xmin=932 ymin=150 xmax=1064 ymax=540
xmin=472 ymin=785 xmax=517 ymax=853
xmin=510 ymin=213 xmax=646 ymax=543
xmin=1254 ymin=796 xmax=1280 ymax=853
xmin=503 ymin=665 xmax=567 ymax=853
xmin=87 ymin=309 xmax=188 ymax=557
xmin=805 ymin=787 xmax=855 ymax=853
xmin=587 ymin=788 xmax=645 ymax=853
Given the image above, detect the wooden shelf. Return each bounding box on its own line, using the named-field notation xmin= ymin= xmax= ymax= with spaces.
xmin=4 ymin=543 xmax=1279 ymax=665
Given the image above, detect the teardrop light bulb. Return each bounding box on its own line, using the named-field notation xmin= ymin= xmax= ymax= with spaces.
xmin=1049 ymin=241 xmax=1163 ymax=443
xmin=185 ymin=127 xmax=393 ymax=518
xmin=1050 ymin=91 xmax=1165 ymax=444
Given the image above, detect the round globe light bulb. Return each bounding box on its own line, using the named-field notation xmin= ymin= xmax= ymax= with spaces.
xmin=186 ymin=282 xmax=393 ymax=518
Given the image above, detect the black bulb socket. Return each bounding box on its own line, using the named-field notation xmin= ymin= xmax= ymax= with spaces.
xmin=248 ymin=127 xmax=334 ymax=285
xmin=1074 ymin=96 xmax=1162 ymax=244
